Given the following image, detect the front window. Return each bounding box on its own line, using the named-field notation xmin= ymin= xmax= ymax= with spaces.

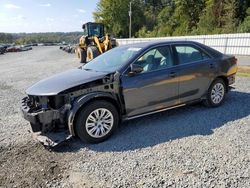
xmin=82 ymin=46 xmax=142 ymax=72
xmin=134 ymin=46 xmax=173 ymax=73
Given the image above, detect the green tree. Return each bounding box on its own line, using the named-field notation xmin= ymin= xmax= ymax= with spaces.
xmin=220 ymin=0 xmax=237 ymax=33
xmin=172 ymin=0 xmax=205 ymax=35
xmin=94 ymin=0 xmax=144 ymax=38
xmin=235 ymin=0 xmax=250 ymax=23
xmin=0 ymin=33 xmax=14 ymax=43
xmin=94 ymin=0 xmax=250 ymax=37
xmin=196 ymin=0 xmax=224 ymax=34
xmin=155 ymin=5 xmax=176 ymax=36
xmin=238 ymin=7 xmax=250 ymax=32
xmin=197 ymin=0 xmax=246 ymax=34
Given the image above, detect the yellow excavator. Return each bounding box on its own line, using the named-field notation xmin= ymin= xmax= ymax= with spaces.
xmin=76 ymin=22 xmax=117 ymax=63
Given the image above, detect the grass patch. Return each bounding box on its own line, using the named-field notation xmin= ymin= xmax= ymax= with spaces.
xmin=237 ymin=72 xmax=250 ymax=77
xmin=237 ymin=66 xmax=250 ymax=77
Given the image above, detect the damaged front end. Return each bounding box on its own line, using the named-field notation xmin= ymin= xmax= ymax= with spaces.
xmin=21 ymin=70 xmax=122 ymax=147
xmin=21 ymin=95 xmax=72 ymax=147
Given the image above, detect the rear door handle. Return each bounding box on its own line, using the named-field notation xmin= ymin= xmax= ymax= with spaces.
xmin=170 ymin=72 xmax=177 ymax=78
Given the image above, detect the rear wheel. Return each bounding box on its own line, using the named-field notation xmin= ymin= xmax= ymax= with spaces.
xmin=75 ymin=101 xmax=119 ymax=143
xmin=78 ymin=48 xmax=86 ymax=64
xmin=204 ymin=78 xmax=226 ymax=107
xmin=86 ymin=46 xmax=100 ymax=62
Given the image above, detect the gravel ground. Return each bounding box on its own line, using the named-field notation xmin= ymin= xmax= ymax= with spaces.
xmin=0 ymin=47 xmax=249 ymax=187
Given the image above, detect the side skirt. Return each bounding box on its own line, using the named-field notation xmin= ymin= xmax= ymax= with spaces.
xmin=123 ymin=104 xmax=186 ymax=121
xmin=123 ymin=98 xmax=203 ymax=121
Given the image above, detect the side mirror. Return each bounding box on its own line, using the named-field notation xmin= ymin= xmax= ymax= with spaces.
xmin=82 ymin=24 xmax=86 ymax=30
xmin=128 ymin=64 xmax=143 ymax=76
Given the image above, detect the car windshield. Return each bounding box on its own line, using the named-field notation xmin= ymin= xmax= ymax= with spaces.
xmin=82 ymin=46 xmax=142 ymax=72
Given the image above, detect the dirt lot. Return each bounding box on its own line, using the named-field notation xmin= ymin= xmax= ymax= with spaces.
xmin=0 ymin=47 xmax=249 ymax=187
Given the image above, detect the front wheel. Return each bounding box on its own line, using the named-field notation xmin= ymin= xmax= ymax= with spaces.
xmin=78 ymin=48 xmax=86 ymax=64
xmin=204 ymin=78 xmax=226 ymax=107
xmin=86 ymin=46 xmax=100 ymax=62
xmin=75 ymin=101 xmax=119 ymax=143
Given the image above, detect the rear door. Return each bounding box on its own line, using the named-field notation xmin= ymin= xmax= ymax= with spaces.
xmin=173 ymin=44 xmax=215 ymax=103
xmin=121 ymin=45 xmax=179 ymax=117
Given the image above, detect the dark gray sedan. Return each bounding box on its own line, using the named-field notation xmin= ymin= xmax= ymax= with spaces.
xmin=21 ymin=41 xmax=238 ymax=146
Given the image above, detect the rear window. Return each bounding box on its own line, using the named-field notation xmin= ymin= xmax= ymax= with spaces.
xmin=175 ymin=45 xmax=210 ymax=65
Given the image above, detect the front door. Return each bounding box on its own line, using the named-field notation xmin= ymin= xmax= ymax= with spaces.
xmin=121 ymin=45 xmax=179 ymax=117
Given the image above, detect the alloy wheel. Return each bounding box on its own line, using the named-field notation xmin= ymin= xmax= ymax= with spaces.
xmin=211 ymin=83 xmax=225 ymax=104
xmin=85 ymin=108 xmax=114 ymax=138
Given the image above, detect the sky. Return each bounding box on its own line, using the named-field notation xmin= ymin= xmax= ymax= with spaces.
xmin=0 ymin=0 xmax=99 ymax=33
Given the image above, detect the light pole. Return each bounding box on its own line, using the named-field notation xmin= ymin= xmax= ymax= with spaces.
xmin=129 ymin=1 xmax=132 ymax=38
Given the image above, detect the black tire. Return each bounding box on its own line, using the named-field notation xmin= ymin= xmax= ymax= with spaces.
xmin=75 ymin=100 xmax=119 ymax=143
xmin=86 ymin=46 xmax=100 ymax=62
xmin=78 ymin=48 xmax=86 ymax=64
xmin=204 ymin=78 xmax=226 ymax=107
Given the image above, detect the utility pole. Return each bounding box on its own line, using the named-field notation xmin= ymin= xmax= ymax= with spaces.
xmin=129 ymin=1 xmax=132 ymax=38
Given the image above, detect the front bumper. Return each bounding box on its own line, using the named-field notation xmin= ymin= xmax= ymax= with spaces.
xmin=33 ymin=131 xmax=72 ymax=147
xmin=21 ymin=97 xmax=61 ymax=131
xmin=21 ymin=97 xmax=71 ymax=147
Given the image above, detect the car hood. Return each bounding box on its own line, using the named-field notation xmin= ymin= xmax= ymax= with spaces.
xmin=26 ymin=68 xmax=108 ymax=96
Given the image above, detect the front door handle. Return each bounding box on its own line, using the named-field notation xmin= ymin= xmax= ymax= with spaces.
xmin=170 ymin=72 xmax=177 ymax=78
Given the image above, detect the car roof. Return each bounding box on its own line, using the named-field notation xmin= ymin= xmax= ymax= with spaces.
xmin=120 ymin=40 xmax=201 ymax=48
xmin=120 ymin=40 xmax=222 ymax=57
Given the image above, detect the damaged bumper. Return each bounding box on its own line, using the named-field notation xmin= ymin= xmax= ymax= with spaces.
xmin=32 ymin=131 xmax=72 ymax=147
xmin=21 ymin=97 xmax=71 ymax=147
xmin=21 ymin=97 xmax=61 ymax=131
